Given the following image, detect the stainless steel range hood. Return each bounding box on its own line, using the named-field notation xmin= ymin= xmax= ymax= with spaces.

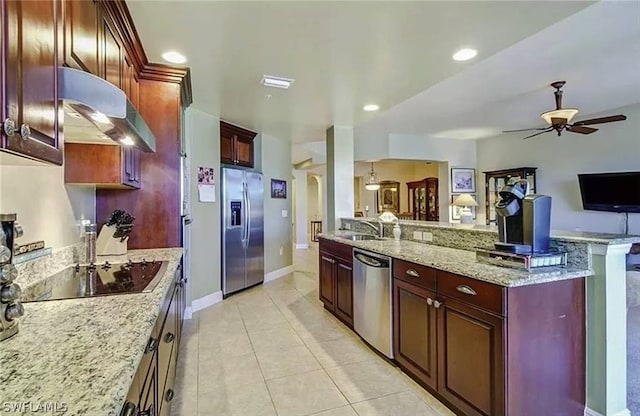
xmin=59 ymin=67 xmax=156 ymax=153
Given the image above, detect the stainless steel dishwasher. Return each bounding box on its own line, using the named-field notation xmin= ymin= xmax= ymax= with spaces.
xmin=353 ymin=248 xmax=393 ymax=358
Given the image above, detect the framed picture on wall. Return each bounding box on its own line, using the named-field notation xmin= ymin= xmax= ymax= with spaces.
xmin=375 ymin=181 xmax=400 ymax=214
xmin=451 ymin=168 xmax=476 ymax=193
xmin=271 ymin=179 xmax=287 ymax=199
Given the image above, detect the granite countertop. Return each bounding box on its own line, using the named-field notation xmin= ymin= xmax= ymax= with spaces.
xmin=346 ymin=218 xmax=640 ymax=245
xmin=320 ymin=232 xmax=591 ymax=287
xmin=0 ymin=248 xmax=183 ymax=416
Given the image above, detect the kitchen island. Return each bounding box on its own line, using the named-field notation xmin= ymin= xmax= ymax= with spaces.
xmin=0 ymin=248 xmax=183 ymax=416
xmin=318 ymin=231 xmax=590 ymax=416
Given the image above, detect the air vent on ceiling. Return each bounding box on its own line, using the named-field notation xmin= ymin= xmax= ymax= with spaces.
xmin=261 ymin=75 xmax=295 ymax=89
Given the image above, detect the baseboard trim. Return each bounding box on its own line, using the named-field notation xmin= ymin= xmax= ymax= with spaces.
xmin=585 ymin=407 xmax=631 ymax=416
xmin=190 ymin=290 xmax=223 ymax=313
xmin=265 ymin=265 xmax=295 ymax=282
xmin=295 ymin=243 xmax=309 ymax=249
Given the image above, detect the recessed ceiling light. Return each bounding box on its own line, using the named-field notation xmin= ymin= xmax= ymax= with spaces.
xmin=120 ymin=136 xmax=135 ymax=146
xmin=91 ymin=112 xmax=110 ymax=124
xmin=363 ymin=104 xmax=380 ymax=112
xmin=452 ymin=48 xmax=478 ymax=61
xmin=261 ymin=75 xmax=295 ymax=89
xmin=161 ymin=51 xmax=187 ymax=64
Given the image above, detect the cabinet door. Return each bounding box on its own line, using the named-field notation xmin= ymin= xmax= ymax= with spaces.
xmin=101 ymin=16 xmax=122 ymax=87
xmin=63 ymin=0 xmax=99 ymax=74
xmin=220 ymin=133 xmax=235 ymax=164
xmin=158 ymin=289 xmax=177 ymax=412
xmin=437 ymin=298 xmax=505 ymax=416
xmin=3 ymin=0 xmax=63 ymax=165
xmin=319 ymin=252 xmax=335 ymax=310
xmin=334 ymin=259 xmax=353 ymax=327
xmin=139 ymin=355 xmax=158 ymax=416
xmin=235 ymin=135 xmax=254 ymax=167
xmin=122 ymin=147 xmax=141 ymax=189
xmin=393 ymin=279 xmax=437 ymax=390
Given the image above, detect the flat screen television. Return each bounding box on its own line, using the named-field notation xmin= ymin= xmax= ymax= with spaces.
xmin=578 ymin=171 xmax=640 ymax=213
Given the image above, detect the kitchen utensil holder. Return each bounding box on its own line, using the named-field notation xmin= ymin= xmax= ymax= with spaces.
xmin=96 ymin=224 xmax=128 ymax=256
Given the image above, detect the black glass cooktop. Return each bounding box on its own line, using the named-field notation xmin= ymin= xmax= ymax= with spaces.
xmin=22 ymin=260 xmax=168 ymax=302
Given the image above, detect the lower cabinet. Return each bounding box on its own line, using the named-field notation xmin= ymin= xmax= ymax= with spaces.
xmin=318 ymin=238 xmax=353 ymax=328
xmin=392 ymin=260 xmax=585 ymax=416
xmin=121 ymin=264 xmax=185 ymax=416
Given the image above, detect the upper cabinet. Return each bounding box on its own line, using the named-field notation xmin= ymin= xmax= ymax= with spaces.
xmin=220 ymin=121 xmax=257 ymax=168
xmin=1 ymin=0 xmax=63 ymax=165
xmin=102 ymin=15 xmax=122 ymax=88
xmin=62 ymin=0 xmax=99 ymax=74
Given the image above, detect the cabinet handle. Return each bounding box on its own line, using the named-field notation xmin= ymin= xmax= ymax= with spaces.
xmin=19 ymin=124 xmax=30 ymax=140
xmin=164 ymin=332 xmax=175 ymax=343
xmin=456 ymin=285 xmax=477 ymax=296
xmin=2 ymin=118 xmax=17 ymax=137
xmin=120 ymin=402 xmax=138 ymax=416
xmin=405 ymin=269 xmax=420 ymax=278
xmin=165 ymin=389 xmax=175 ymax=402
xmin=433 ymin=300 xmax=442 ymax=309
xmin=426 ymin=297 xmax=433 ymax=306
xmin=145 ymin=337 xmax=158 ymax=354
xmin=321 ymin=256 xmax=335 ymax=264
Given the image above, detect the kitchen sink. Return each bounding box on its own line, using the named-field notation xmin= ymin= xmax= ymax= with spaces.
xmin=336 ymin=233 xmax=384 ymax=241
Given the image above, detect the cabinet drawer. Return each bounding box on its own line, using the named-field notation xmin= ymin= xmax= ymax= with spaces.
xmin=319 ymin=238 xmax=353 ymax=261
xmin=393 ymin=260 xmax=436 ymax=291
xmin=438 ymin=271 xmax=505 ymax=316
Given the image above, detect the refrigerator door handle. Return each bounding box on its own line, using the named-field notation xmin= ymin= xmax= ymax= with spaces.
xmin=246 ymin=185 xmax=251 ymax=245
xmin=243 ymin=182 xmax=249 ymax=248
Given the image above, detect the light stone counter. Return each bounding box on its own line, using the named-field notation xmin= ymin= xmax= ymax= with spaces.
xmin=0 ymin=248 xmax=183 ymax=416
xmin=320 ymin=232 xmax=591 ymax=287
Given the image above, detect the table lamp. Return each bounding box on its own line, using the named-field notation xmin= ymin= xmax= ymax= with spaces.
xmin=452 ymin=194 xmax=478 ymax=224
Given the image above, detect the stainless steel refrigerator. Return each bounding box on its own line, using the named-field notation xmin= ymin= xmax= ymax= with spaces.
xmin=221 ymin=167 xmax=264 ymax=297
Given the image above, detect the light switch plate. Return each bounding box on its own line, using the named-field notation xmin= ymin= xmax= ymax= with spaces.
xmin=413 ymin=231 xmax=423 ymax=240
xmin=281 ymin=210 xmax=288 ymax=218
xmin=422 ymin=232 xmax=433 ymax=242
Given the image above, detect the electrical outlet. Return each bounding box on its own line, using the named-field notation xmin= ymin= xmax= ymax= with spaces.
xmin=281 ymin=210 xmax=288 ymax=218
xmin=279 ymin=246 xmax=283 ymax=256
xmin=413 ymin=231 xmax=423 ymax=240
xmin=345 ymin=223 xmax=351 ymax=230
xmin=422 ymin=232 xmax=433 ymax=242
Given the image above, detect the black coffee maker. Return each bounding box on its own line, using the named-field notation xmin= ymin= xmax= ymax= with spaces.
xmin=494 ymin=179 xmax=551 ymax=254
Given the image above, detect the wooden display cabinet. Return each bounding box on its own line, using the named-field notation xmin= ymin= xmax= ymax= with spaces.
xmin=407 ymin=177 xmax=439 ymax=221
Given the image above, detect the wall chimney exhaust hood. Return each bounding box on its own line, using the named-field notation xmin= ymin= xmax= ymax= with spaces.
xmin=59 ymin=67 xmax=156 ymax=153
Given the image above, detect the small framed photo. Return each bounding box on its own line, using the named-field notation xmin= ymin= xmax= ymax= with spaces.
xmin=450 ymin=194 xmax=477 ymax=220
xmin=451 ymin=168 xmax=476 ymax=193
xmin=271 ymin=179 xmax=287 ymax=199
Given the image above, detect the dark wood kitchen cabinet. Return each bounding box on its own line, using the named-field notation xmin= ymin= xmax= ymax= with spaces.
xmin=392 ymin=259 xmax=585 ymax=416
xmin=62 ymin=0 xmax=100 ymax=74
xmin=1 ymin=0 xmax=63 ymax=165
xmin=101 ymin=14 xmax=122 ymax=88
xmin=64 ymin=143 xmax=141 ymax=188
xmin=318 ymin=238 xmax=354 ymax=328
xmin=220 ymin=120 xmax=257 ymax=168
xmin=121 ymin=264 xmax=185 ymax=416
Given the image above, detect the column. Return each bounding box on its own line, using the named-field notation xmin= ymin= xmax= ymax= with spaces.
xmin=326 ymin=125 xmax=354 ymax=231
xmin=586 ymin=243 xmax=632 ymax=416
xmin=292 ymin=169 xmax=308 ymax=249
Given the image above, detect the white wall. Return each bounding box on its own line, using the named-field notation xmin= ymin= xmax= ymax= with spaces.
xmin=186 ymin=108 xmax=221 ymax=300
xmin=477 ymin=103 xmax=640 ymax=234
xmin=0 ymin=153 xmax=94 ymax=249
xmin=326 ymin=126 xmax=354 ymax=230
xmin=262 ymin=134 xmax=293 ymax=273
xmin=292 ymin=169 xmax=308 ymax=247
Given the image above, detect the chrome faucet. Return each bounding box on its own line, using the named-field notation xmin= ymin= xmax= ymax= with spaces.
xmin=361 ymin=220 xmax=384 ymax=238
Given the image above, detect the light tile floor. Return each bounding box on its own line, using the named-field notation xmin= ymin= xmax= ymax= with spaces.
xmin=171 ymin=243 xmax=455 ymax=416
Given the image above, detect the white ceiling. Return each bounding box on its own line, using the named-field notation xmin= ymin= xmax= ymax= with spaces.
xmin=127 ymin=0 xmax=594 ymax=144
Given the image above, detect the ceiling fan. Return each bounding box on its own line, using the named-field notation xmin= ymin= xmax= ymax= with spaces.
xmin=503 ymin=81 xmax=627 ymax=140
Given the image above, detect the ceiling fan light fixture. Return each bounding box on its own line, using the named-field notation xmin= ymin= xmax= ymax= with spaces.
xmin=541 ymin=108 xmax=579 ymax=124
xmin=365 ymin=162 xmax=380 ymax=191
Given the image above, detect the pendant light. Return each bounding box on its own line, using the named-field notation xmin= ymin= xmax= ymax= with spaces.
xmin=365 ymin=162 xmax=380 ymax=191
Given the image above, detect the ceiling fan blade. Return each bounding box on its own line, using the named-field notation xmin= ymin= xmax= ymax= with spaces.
xmin=566 ymin=125 xmax=598 ymax=134
xmin=573 ymin=115 xmax=626 ymax=126
xmin=503 ymin=127 xmax=548 ymax=133
xmin=521 ymin=128 xmax=553 ymax=140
